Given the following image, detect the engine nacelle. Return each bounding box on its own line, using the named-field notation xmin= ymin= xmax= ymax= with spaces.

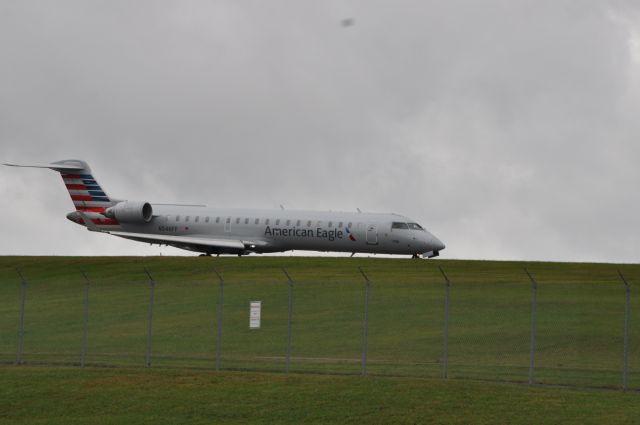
xmin=104 ymin=201 xmax=153 ymax=223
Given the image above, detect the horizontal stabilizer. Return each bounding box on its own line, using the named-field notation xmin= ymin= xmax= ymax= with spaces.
xmin=4 ymin=162 xmax=85 ymax=171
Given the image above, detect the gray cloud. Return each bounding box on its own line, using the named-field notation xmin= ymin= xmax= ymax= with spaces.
xmin=1 ymin=0 xmax=639 ymax=261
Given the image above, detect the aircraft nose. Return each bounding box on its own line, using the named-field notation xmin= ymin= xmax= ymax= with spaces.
xmin=425 ymin=232 xmax=445 ymax=252
xmin=433 ymin=236 xmax=445 ymax=251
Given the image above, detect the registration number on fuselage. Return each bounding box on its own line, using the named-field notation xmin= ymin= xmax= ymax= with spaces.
xmin=158 ymin=226 xmax=178 ymax=232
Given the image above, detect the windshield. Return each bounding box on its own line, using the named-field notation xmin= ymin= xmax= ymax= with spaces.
xmin=391 ymin=222 xmax=409 ymax=229
xmin=408 ymin=223 xmax=424 ymax=230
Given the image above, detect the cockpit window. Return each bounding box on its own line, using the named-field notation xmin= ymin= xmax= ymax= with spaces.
xmin=408 ymin=223 xmax=424 ymax=230
xmin=391 ymin=222 xmax=409 ymax=229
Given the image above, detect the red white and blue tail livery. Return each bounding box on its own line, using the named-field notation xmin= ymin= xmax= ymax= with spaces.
xmin=5 ymin=159 xmax=445 ymax=258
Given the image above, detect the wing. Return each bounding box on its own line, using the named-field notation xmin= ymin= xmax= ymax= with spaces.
xmin=107 ymin=231 xmax=269 ymax=255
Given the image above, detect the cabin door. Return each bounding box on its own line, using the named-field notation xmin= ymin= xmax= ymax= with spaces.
xmin=366 ymin=224 xmax=378 ymax=245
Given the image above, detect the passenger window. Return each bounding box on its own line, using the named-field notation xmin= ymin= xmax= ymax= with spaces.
xmin=255 ymin=218 xmax=259 ymax=225
xmin=216 ymin=217 xmax=220 ymax=223
xmin=296 ymin=220 xmax=301 ymax=226
xmin=286 ymin=219 xmax=291 ymax=226
xmin=307 ymin=220 xmax=312 ymax=227
xmin=276 ymin=219 xmax=280 ymax=225
xmin=317 ymin=221 xmax=322 ymax=227
xmin=244 ymin=218 xmax=249 ymax=225
xmin=205 ymin=217 xmax=209 ymax=223
xmin=266 ymin=219 xmax=270 ymax=225
xmin=338 ymin=221 xmax=343 ymax=228
xmin=176 ymin=215 xmax=180 ymax=222
xmin=328 ymin=221 xmax=333 ymax=228
xmin=347 ymin=222 xmax=352 ymax=228
xmin=236 ymin=218 xmax=240 ymax=224
xmin=226 ymin=217 xmax=231 ymax=224
xmin=186 ymin=216 xmax=190 ymax=222
xmin=195 ymin=216 xmax=199 ymax=223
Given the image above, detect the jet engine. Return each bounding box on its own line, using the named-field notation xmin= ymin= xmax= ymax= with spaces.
xmin=104 ymin=201 xmax=153 ymax=223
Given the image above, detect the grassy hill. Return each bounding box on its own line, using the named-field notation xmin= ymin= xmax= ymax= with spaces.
xmin=1 ymin=256 xmax=639 ymax=424
xmin=1 ymin=256 xmax=638 ymax=389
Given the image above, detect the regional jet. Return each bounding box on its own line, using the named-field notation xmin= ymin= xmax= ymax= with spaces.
xmin=5 ymin=160 xmax=445 ymax=258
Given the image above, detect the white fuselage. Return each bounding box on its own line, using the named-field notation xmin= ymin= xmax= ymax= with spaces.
xmin=104 ymin=206 xmax=445 ymax=256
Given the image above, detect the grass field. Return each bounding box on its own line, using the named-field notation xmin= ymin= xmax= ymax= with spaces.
xmin=1 ymin=256 xmax=639 ymax=389
xmin=2 ymin=366 xmax=640 ymax=425
xmin=1 ymin=256 xmax=640 ymax=424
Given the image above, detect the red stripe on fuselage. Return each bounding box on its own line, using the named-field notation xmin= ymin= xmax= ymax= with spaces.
xmin=62 ymin=174 xmax=83 ymax=179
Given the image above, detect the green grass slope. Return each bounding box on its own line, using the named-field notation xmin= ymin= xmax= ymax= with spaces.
xmin=1 ymin=257 xmax=639 ymax=390
xmin=2 ymin=367 xmax=640 ymax=425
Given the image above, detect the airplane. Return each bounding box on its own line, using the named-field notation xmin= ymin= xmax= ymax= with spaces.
xmin=5 ymin=159 xmax=445 ymax=258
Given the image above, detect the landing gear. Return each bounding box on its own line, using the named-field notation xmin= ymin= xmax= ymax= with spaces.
xmin=411 ymin=254 xmax=420 ymax=259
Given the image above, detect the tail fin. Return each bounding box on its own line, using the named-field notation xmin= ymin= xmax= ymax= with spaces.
xmin=56 ymin=160 xmax=117 ymax=212
xmin=4 ymin=159 xmax=117 ymax=212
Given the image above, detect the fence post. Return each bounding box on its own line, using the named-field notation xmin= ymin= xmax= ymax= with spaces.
xmin=438 ymin=266 xmax=450 ymax=379
xmin=283 ymin=268 xmax=294 ymax=373
xmin=15 ymin=268 xmax=27 ymax=366
xmin=619 ymin=270 xmax=631 ymax=391
xmin=525 ymin=269 xmax=538 ymax=385
xmin=80 ymin=271 xmax=91 ymax=368
xmin=358 ymin=267 xmax=371 ymax=376
xmin=213 ymin=268 xmax=224 ymax=371
xmin=144 ymin=269 xmax=155 ymax=368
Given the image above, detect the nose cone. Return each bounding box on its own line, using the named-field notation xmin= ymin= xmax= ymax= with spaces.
xmin=424 ymin=231 xmax=445 ymax=250
xmin=432 ymin=235 xmax=445 ymax=252
xmin=422 ymin=231 xmax=445 ymax=257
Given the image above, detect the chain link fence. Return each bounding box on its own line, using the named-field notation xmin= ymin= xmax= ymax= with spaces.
xmin=1 ymin=262 xmax=638 ymax=391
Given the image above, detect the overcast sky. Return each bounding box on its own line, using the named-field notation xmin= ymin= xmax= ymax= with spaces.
xmin=1 ymin=0 xmax=639 ymax=262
